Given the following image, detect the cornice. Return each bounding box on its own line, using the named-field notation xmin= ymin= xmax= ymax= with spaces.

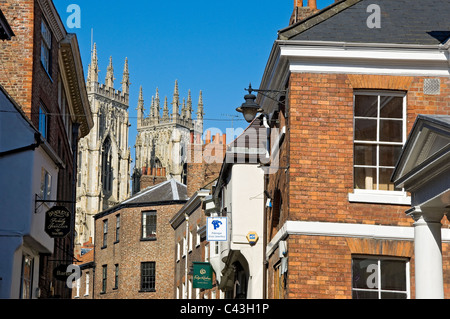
xmin=37 ymin=0 xmax=66 ymax=42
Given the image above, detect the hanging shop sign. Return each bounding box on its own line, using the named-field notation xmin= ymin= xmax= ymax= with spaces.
xmin=53 ymin=264 xmax=72 ymax=282
xmin=44 ymin=206 xmax=71 ymax=238
xmin=193 ymin=262 xmax=213 ymax=289
xmin=206 ymin=217 xmax=227 ymax=241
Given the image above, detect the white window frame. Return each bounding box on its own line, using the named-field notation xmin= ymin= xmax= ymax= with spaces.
xmin=349 ymin=90 xmax=410 ymax=205
xmin=196 ymin=225 xmax=200 ymax=248
xmin=40 ymin=168 xmax=52 ymax=201
xmin=352 ymin=255 xmax=410 ymax=299
xmin=84 ymin=272 xmax=90 ymax=296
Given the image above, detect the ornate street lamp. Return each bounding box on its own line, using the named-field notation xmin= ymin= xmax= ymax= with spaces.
xmin=236 ymin=83 xmax=286 ymax=123
xmin=236 ymin=83 xmax=263 ymax=123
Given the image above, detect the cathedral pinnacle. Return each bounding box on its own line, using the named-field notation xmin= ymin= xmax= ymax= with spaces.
xmin=153 ymin=88 xmax=160 ymax=122
xmin=171 ymin=80 xmax=180 ymax=121
xmin=121 ymin=57 xmax=130 ymax=94
xmin=87 ymin=43 xmax=99 ymax=85
xmin=197 ymin=90 xmax=204 ymax=119
xmin=162 ymin=96 xmax=169 ymax=121
xmin=137 ymin=86 xmax=145 ymax=127
xmin=186 ymin=89 xmax=193 ymax=120
xmin=105 ymin=56 xmax=115 ymax=88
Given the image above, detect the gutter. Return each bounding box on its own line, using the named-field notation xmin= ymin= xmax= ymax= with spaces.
xmin=275 ymin=39 xmax=450 ymax=50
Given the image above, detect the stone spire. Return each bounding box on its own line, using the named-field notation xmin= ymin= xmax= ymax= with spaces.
xmin=171 ymin=80 xmax=179 ymax=121
xmin=162 ymin=96 xmax=169 ymax=121
xmin=105 ymin=56 xmax=115 ymax=89
xmin=181 ymin=98 xmax=186 ymax=120
xmin=87 ymin=43 xmax=99 ymax=86
xmin=150 ymin=96 xmax=155 ymax=118
xmin=121 ymin=57 xmax=130 ymax=94
xmin=186 ymin=89 xmax=193 ymax=122
xmin=137 ymin=86 xmax=144 ymax=127
xmin=153 ymin=88 xmax=160 ymax=123
xmin=197 ymin=90 xmax=204 ymax=120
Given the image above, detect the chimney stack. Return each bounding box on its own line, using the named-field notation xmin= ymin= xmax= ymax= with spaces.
xmin=290 ymin=0 xmax=319 ymax=25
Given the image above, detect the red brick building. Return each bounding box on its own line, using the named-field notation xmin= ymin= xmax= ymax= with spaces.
xmin=93 ymin=179 xmax=188 ymax=299
xmin=256 ymin=0 xmax=450 ymax=299
xmin=170 ymin=132 xmax=225 ymax=299
xmin=0 ymin=0 xmax=92 ymax=298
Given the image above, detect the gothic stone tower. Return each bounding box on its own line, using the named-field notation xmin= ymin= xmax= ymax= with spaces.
xmin=132 ymin=80 xmax=204 ymax=194
xmin=76 ymin=43 xmax=132 ymax=246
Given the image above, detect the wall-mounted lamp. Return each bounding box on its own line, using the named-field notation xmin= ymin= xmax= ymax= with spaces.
xmin=236 ymin=83 xmax=286 ymax=123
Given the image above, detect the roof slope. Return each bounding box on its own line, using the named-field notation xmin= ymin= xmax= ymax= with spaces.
xmin=95 ymin=179 xmax=188 ymax=219
xmin=279 ymin=0 xmax=450 ymax=45
xmin=122 ymin=179 xmax=188 ymax=205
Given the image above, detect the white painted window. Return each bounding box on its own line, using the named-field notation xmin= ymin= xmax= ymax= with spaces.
xmin=40 ymin=168 xmax=52 ymax=200
xmin=350 ymin=91 xmax=410 ymax=205
xmin=352 ymin=256 xmax=410 ymax=299
xmin=84 ymin=273 xmax=90 ymax=296
xmin=196 ymin=225 xmax=200 ymax=247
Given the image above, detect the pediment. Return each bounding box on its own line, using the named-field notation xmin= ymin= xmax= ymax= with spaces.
xmin=392 ymin=115 xmax=450 ymax=190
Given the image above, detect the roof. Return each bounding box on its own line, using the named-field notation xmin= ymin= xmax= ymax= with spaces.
xmin=95 ymin=179 xmax=188 ymax=219
xmin=123 ymin=178 xmax=188 ymax=205
xmin=279 ymin=0 xmax=450 ymax=45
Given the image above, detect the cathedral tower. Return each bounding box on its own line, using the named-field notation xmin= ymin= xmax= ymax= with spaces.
xmin=132 ymin=80 xmax=204 ymax=194
xmin=76 ymin=44 xmax=132 ymax=246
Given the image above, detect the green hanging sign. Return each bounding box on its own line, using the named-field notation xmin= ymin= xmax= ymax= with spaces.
xmin=193 ymin=262 xmax=213 ymax=289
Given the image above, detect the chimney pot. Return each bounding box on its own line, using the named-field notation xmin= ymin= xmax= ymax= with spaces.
xmin=308 ymin=0 xmax=317 ymax=10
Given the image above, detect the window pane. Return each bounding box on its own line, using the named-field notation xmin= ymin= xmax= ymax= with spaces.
xmin=142 ymin=212 xmax=156 ymax=238
xmin=379 ymin=168 xmax=398 ymax=191
xmin=355 ymin=119 xmax=377 ymax=141
xmin=381 ymin=260 xmax=407 ymax=291
xmin=355 ymin=95 xmax=378 ymax=117
xmin=352 ymin=258 xmax=378 ymax=289
xmin=381 ymin=292 xmax=407 ymax=299
xmin=379 ymin=145 xmax=402 ymax=166
xmin=352 ymin=290 xmax=379 ymax=299
xmin=354 ymin=167 xmax=376 ymax=190
xmin=354 ymin=144 xmax=377 ymax=166
xmin=380 ymin=96 xmax=403 ymax=119
xmin=380 ymin=120 xmax=402 ymax=142
xmin=141 ymin=262 xmax=155 ymax=290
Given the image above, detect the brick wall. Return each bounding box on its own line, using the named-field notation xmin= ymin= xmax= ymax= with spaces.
xmin=94 ymin=203 xmax=184 ymax=299
xmin=266 ymin=72 xmax=450 ymax=299
xmin=0 ymin=0 xmax=35 ymax=116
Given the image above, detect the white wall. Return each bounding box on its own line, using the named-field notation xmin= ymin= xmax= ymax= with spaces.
xmin=0 ymin=90 xmax=57 ymax=298
xmin=230 ymin=164 xmax=265 ymax=298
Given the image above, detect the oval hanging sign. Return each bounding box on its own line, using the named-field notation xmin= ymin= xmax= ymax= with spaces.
xmin=44 ymin=206 xmax=71 ymax=238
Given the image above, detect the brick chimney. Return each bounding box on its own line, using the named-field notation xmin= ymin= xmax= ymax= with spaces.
xmin=289 ymin=0 xmax=319 ymax=25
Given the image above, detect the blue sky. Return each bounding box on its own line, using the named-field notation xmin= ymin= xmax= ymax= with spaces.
xmin=53 ymin=0 xmax=334 ymax=163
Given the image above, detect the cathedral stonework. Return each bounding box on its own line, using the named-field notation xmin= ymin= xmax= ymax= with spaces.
xmin=132 ymin=80 xmax=204 ymax=194
xmin=75 ymin=44 xmax=132 ymax=247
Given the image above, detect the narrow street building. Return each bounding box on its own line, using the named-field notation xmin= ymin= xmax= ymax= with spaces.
xmin=93 ymin=179 xmax=188 ymax=299
xmin=0 ymin=0 xmax=92 ymax=298
xmin=255 ymin=0 xmax=450 ymax=299
xmin=170 ymin=132 xmax=225 ymax=299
